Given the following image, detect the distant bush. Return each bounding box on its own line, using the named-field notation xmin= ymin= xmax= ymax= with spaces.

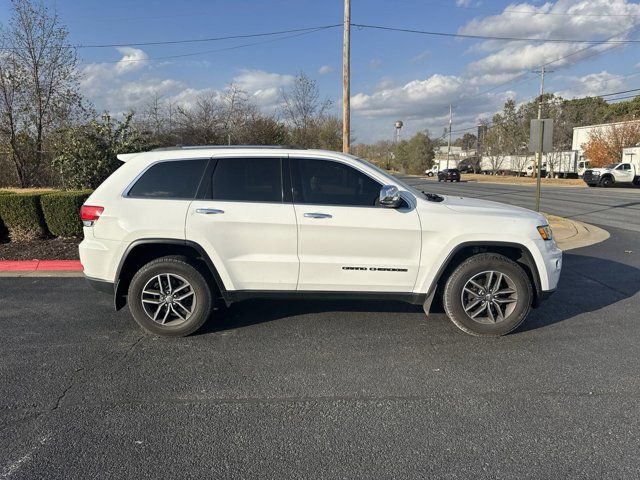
xmin=0 ymin=193 xmax=47 ymax=241
xmin=41 ymin=190 xmax=93 ymax=237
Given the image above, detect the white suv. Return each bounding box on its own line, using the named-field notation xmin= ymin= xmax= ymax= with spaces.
xmin=79 ymin=146 xmax=562 ymax=337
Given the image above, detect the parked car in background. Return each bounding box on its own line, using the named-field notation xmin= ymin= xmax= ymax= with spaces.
xmin=438 ymin=168 xmax=461 ymax=182
xmin=80 ymin=146 xmax=561 ymax=338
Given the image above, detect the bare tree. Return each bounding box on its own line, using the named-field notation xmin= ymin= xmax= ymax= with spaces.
xmin=279 ymin=72 xmax=333 ymax=148
xmin=512 ymin=154 xmax=530 ymax=177
xmin=0 ymin=0 xmax=82 ymax=186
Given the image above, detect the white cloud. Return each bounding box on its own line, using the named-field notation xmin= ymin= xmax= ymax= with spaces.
xmin=369 ymin=58 xmax=382 ymax=69
xmin=557 ymin=71 xmax=626 ymax=98
xmin=460 ymin=0 xmax=640 ymax=74
xmin=114 ymin=47 xmax=149 ymax=74
xmin=456 ymin=0 xmax=472 ymax=6
xmin=230 ymin=69 xmax=294 ymax=108
xmin=318 ymin=65 xmax=333 ymax=75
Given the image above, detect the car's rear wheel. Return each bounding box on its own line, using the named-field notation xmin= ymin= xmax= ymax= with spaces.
xmin=443 ymin=253 xmax=532 ymax=337
xmin=128 ymin=256 xmax=212 ymax=337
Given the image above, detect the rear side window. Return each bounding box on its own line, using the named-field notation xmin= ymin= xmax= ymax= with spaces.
xmin=210 ymin=158 xmax=282 ymax=202
xmin=128 ymin=159 xmax=207 ymax=199
xmin=291 ymin=158 xmax=381 ymax=206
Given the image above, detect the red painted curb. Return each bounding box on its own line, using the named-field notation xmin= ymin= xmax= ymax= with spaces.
xmin=0 ymin=260 xmax=83 ymax=271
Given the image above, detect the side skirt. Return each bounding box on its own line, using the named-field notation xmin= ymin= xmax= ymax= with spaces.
xmin=225 ymin=290 xmax=427 ymax=305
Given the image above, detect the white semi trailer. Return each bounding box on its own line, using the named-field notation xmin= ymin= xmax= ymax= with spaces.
xmin=480 ymin=151 xmax=586 ymax=178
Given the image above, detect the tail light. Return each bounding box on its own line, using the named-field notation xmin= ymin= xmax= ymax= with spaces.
xmin=80 ymin=205 xmax=104 ymax=227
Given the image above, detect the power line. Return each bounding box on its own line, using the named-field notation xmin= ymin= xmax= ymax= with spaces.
xmin=80 ymin=26 xmax=337 ymax=66
xmin=351 ymin=23 xmax=640 ymax=44
xmin=75 ymin=24 xmax=342 ymax=48
xmin=0 ymin=24 xmax=341 ymax=51
xmin=599 ymin=87 xmax=640 ymax=97
xmin=605 ymin=93 xmax=640 ymax=102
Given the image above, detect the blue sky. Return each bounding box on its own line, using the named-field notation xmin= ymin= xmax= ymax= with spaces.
xmin=1 ymin=0 xmax=639 ymax=142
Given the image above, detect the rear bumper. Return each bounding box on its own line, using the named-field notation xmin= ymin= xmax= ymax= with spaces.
xmin=85 ymin=276 xmax=114 ymax=295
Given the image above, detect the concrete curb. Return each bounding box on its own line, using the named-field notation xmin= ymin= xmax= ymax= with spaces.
xmin=549 ymin=218 xmax=610 ymax=251
xmin=0 ymin=260 xmax=83 ymax=277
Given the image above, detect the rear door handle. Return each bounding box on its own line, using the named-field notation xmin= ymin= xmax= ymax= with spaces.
xmin=196 ymin=208 xmax=224 ymax=215
xmin=304 ymin=212 xmax=332 ymax=219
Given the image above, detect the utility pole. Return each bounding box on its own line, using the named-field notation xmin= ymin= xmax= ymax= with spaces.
xmin=446 ymin=104 xmax=452 ymax=170
xmin=342 ymin=0 xmax=351 ymax=153
xmin=533 ymin=65 xmax=551 ymax=212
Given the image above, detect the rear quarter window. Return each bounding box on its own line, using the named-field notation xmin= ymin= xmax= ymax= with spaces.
xmin=127 ymin=159 xmax=208 ymax=199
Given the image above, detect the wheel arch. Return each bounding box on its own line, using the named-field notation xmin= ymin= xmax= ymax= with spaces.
xmin=114 ymin=238 xmax=228 ymax=310
xmin=428 ymin=241 xmax=543 ymax=308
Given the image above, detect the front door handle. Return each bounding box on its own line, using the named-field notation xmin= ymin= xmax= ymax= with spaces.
xmin=196 ymin=208 xmax=225 ymax=215
xmin=304 ymin=212 xmax=332 ymax=219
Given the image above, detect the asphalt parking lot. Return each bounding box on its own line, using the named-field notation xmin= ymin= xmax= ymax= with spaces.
xmin=2 ymin=184 xmax=640 ymax=479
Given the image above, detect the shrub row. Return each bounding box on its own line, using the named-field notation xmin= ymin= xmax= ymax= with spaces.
xmin=0 ymin=190 xmax=92 ymax=241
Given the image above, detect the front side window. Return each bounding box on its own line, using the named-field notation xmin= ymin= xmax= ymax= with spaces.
xmin=291 ymin=158 xmax=381 ymax=206
xmin=210 ymin=157 xmax=282 ymax=202
xmin=127 ymin=159 xmax=207 ymax=199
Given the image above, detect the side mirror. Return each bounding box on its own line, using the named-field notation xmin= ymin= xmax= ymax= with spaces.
xmin=379 ymin=184 xmax=401 ymax=208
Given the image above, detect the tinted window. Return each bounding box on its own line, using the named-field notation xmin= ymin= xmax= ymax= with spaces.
xmin=211 ymin=157 xmax=282 ymax=202
xmin=128 ymin=159 xmax=207 ymax=199
xmin=292 ymin=158 xmax=381 ymax=206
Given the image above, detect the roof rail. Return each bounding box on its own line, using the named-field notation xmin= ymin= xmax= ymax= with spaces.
xmin=151 ymin=145 xmax=302 ymax=151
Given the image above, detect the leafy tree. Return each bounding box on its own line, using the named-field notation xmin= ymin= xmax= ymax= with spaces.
xmin=582 ymin=121 xmax=640 ymax=167
xmin=393 ymin=131 xmax=436 ymax=174
xmin=52 ymin=113 xmax=153 ymax=189
xmin=0 ymin=0 xmax=83 ymax=187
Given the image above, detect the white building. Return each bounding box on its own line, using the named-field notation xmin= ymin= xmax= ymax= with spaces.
xmin=572 ymin=120 xmax=640 ymax=159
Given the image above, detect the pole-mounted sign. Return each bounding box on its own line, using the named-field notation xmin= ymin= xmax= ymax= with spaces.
xmin=529 ymin=118 xmax=553 ymax=212
xmin=529 ymin=119 xmax=553 ymax=153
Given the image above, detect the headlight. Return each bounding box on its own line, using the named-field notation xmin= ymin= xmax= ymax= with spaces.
xmin=537 ymin=225 xmax=553 ymax=241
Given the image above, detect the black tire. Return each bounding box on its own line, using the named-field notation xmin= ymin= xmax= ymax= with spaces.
xmin=600 ymin=176 xmax=614 ymax=187
xmin=443 ymin=253 xmax=533 ymax=337
xmin=128 ymin=256 xmax=213 ymax=337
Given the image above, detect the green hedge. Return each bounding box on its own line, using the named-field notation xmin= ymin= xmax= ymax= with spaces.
xmin=0 ymin=191 xmax=15 ymax=240
xmin=41 ymin=190 xmax=93 ymax=238
xmin=0 ymin=193 xmax=47 ymax=241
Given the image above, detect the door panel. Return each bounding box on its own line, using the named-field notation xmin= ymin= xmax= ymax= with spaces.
xmin=187 ymin=201 xmax=298 ymax=291
xmin=294 ymin=204 xmax=421 ymax=291
xmin=186 ymin=156 xmax=298 ymax=291
xmin=290 ymin=157 xmax=421 ymax=292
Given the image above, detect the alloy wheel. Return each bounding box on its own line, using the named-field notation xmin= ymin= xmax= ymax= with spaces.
xmin=140 ymin=273 xmax=197 ymax=326
xmin=460 ymin=270 xmax=518 ymax=324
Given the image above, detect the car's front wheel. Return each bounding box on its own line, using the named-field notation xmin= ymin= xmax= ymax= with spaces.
xmin=128 ymin=256 xmax=213 ymax=337
xmin=600 ymin=176 xmax=614 ymax=187
xmin=443 ymin=253 xmax=532 ymax=337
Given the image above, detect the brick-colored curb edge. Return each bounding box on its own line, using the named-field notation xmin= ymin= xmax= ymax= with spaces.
xmin=0 ymin=260 xmax=83 ymax=271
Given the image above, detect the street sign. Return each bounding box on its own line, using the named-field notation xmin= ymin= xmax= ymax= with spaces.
xmin=529 ymin=119 xmax=553 ymax=153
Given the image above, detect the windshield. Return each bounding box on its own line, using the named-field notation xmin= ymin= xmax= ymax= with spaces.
xmin=350 ymin=154 xmax=429 ymax=199
xmin=605 ymin=163 xmax=619 ymax=169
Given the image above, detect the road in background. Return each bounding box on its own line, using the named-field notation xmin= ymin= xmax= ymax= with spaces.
xmin=398 ymin=176 xmax=640 ymax=232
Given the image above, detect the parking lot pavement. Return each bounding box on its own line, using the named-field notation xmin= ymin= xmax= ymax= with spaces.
xmin=398 ymin=176 xmax=640 ymax=233
xmin=1 ymin=222 xmax=639 ymax=479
